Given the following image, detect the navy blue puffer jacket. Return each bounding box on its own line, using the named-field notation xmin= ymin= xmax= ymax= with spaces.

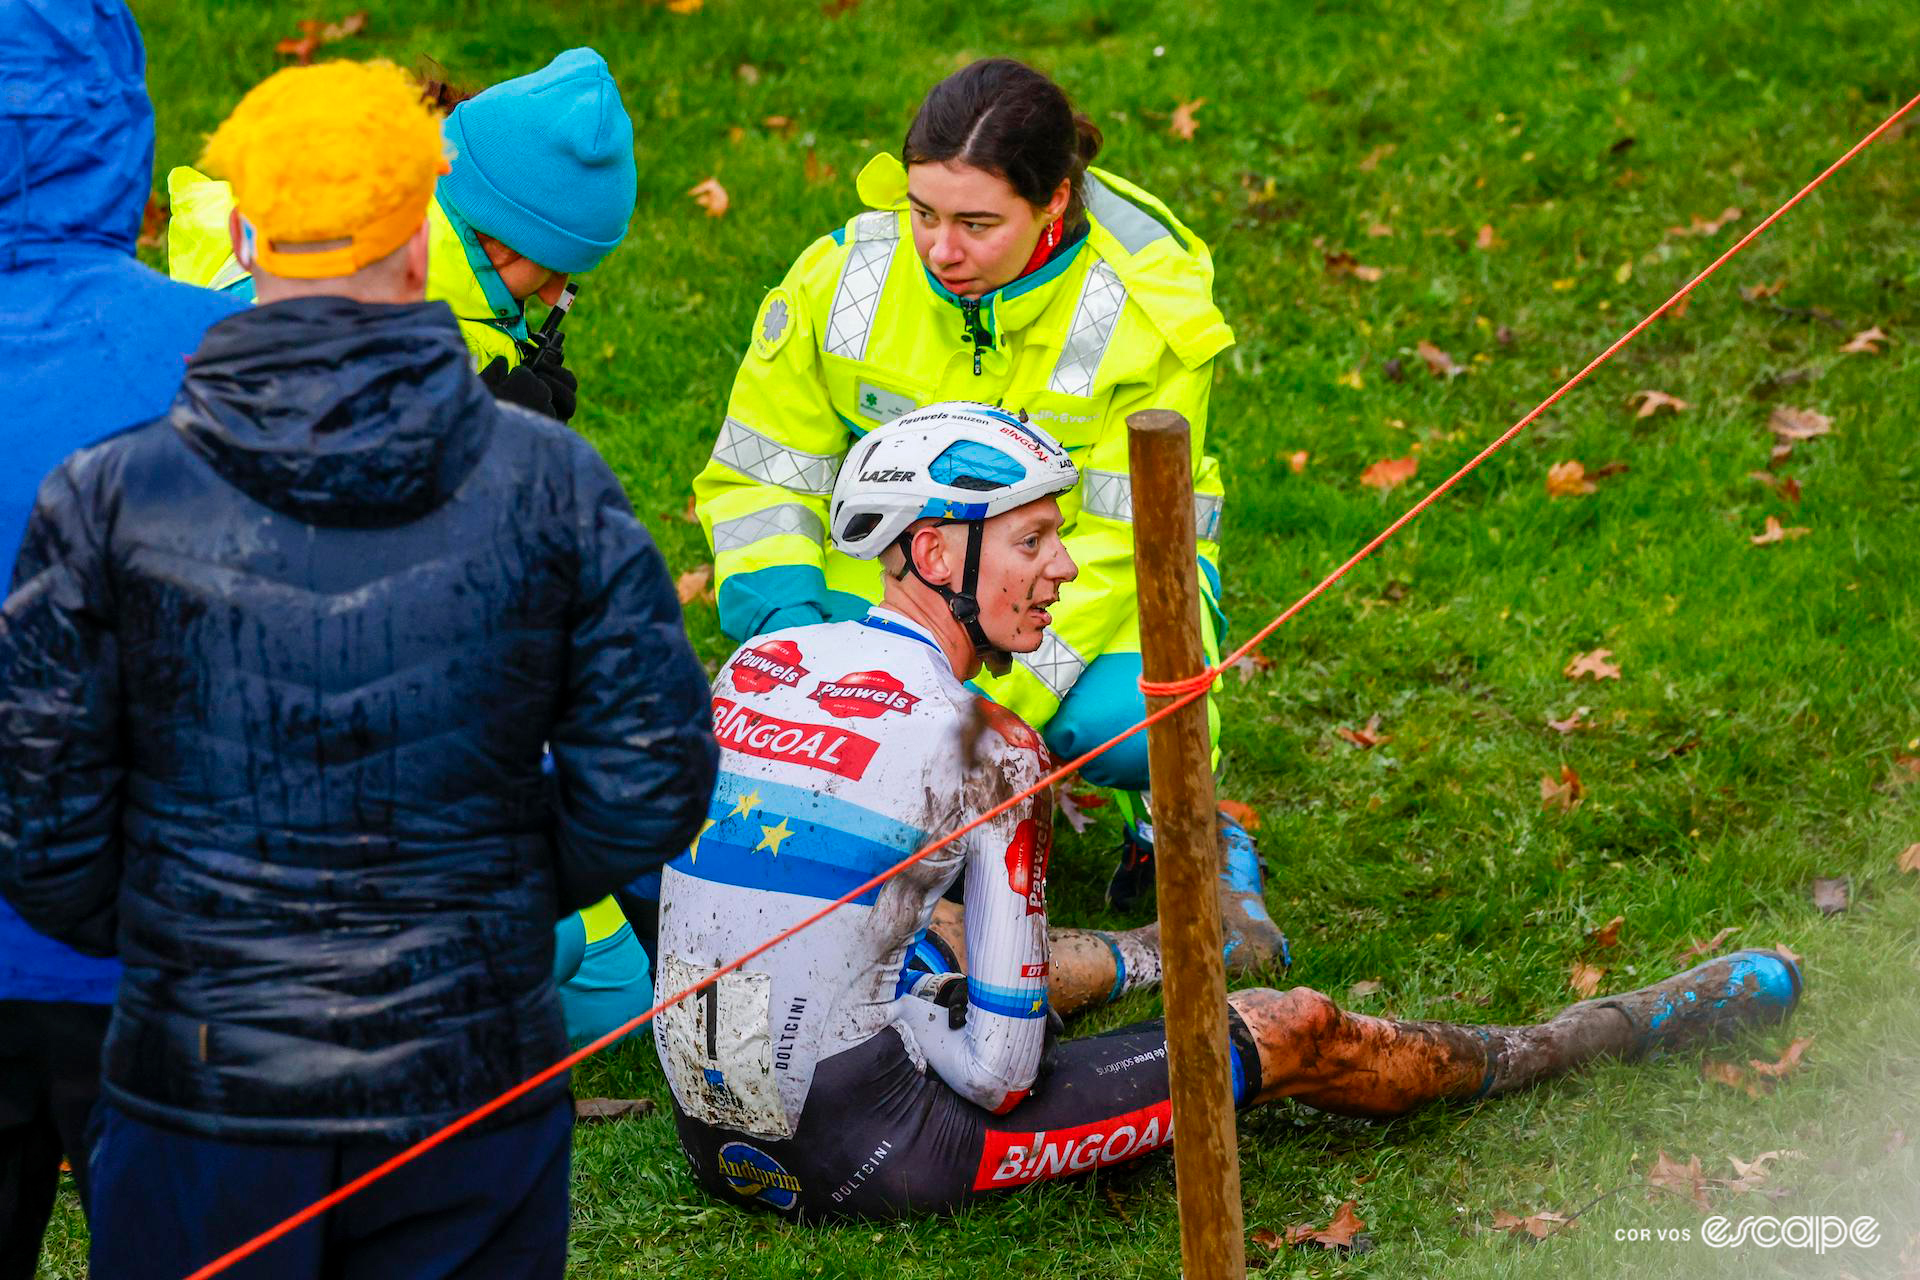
xmin=0 ymin=297 xmax=718 ymax=1141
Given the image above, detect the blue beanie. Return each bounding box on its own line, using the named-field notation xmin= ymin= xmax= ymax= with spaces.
xmin=439 ymin=48 xmax=636 ymax=274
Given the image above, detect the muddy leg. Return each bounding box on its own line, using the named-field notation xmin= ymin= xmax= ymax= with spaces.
xmin=927 ymin=901 xmax=1162 ymax=1017
xmin=1226 ymin=950 xmax=1802 ymax=1119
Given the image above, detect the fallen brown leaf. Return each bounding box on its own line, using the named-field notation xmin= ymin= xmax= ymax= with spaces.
xmin=1899 ymin=844 xmax=1920 ymax=874
xmin=1219 ymin=799 xmax=1261 ymax=832
xmin=1360 ymin=457 xmax=1418 ymax=490
xmin=1285 ymin=1199 xmax=1366 ymax=1250
xmin=1415 ymin=339 xmax=1464 ymax=378
xmin=1749 ymin=1036 xmax=1813 ymax=1079
xmin=1726 ymin=1150 xmax=1801 ymax=1188
xmin=1348 ymin=978 xmax=1384 ymax=1000
xmin=1357 ymin=143 xmax=1397 ymax=172
xmin=1890 ymin=755 xmax=1920 ymax=788
xmin=687 ymin=177 xmax=730 ymax=218
xmin=1288 ymin=450 xmax=1310 ymax=474
xmin=675 ymin=564 xmax=714 ymax=605
xmin=1648 ymin=1151 xmax=1714 ymax=1213
xmin=1587 ymin=915 xmax=1625 ymax=948
xmin=574 ymin=1097 xmax=655 ymax=1122
xmin=1668 ymin=292 xmax=1693 ymax=319
xmin=138 ymin=194 xmax=168 ymax=249
xmin=1740 ymin=279 xmax=1786 ymax=302
xmin=680 ymin=495 xmax=700 ymax=523
xmin=1569 ymin=959 xmax=1605 ymax=997
xmin=1838 ymin=326 xmax=1889 ymax=354
xmin=1750 ymin=515 xmax=1810 ymax=546
xmin=762 ymin=114 xmax=793 ymax=131
xmin=1250 ymin=1226 xmax=1284 ymax=1252
xmin=1768 ymin=442 xmax=1794 ymax=468
xmin=1591 ymin=460 xmax=1631 ymax=479
xmin=819 ymin=0 xmax=859 ymax=15
xmin=1768 ymin=405 xmax=1832 ymax=441
xmin=1748 ymin=472 xmax=1802 ymax=504
xmin=1704 ymin=1059 xmax=1766 ymax=1100
xmin=1564 ymin=649 xmax=1622 ymax=681
xmin=1366 ymin=222 xmax=1395 ymax=238
xmin=803 ymin=148 xmax=838 ymax=185
xmin=275 ymin=10 xmax=367 ymax=62
xmin=1668 ymin=207 xmax=1744 ymax=239
xmin=1546 ymin=460 xmax=1597 ymax=498
xmin=1773 ymin=942 xmax=1802 ymax=966
xmin=1675 ymin=926 xmax=1741 ymax=963
xmin=1491 ymin=1209 xmax=1576 ymax=1239
xmin=1810 ymin=878 xmax=1849 ymax=916
xmin=1169 ymin=98 xmax=1207 ymax=141
xmin=1055 ymin=786 xmax=1102 ymax=835
xmin=1324 ymin=251 xmax=1383 ymax=282
xmin=1547 ymin=706 xmax=1591 ymax=734
xmin=1336 ymin=714 xmax=1390 ymax=750
xmin=1475 ymin=224 xmax=1498 ymax=250
xmin=275 ymin=32 xmax=320 ymax=62
xmin=1630 ymin=389 xmax=1691 ymax=418
xmin=1230 ymin=652 xmax=1273 ymax=684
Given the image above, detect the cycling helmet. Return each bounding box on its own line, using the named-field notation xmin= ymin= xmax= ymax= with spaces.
xmin=830 ymin=402 xmax=1077 ymax=671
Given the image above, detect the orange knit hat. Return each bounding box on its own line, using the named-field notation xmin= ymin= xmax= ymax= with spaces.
xmin=201 ymin=60 xmax=449 ymax=279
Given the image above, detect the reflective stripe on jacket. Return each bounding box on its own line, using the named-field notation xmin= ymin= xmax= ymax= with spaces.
xmin=163 ymin=167 xmax=525 ymax=372
xmin=693 ymin=154 xmax=1234 ymax=729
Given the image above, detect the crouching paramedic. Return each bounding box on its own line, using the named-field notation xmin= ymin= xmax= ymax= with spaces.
xmin=654 ymin=404 xmax=1806 ymax=1221
xmin=693 ymin=57 xmax=1261 ymax=917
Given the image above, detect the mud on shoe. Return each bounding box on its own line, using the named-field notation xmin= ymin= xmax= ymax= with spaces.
xmin=1217 ymin=809 xmax=1290 ymax=976
xmin=1569 ymin=948 xmax=1802 ymax=1059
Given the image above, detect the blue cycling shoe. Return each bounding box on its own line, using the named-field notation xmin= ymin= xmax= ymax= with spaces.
xmin=1568 ymin=948 xmax=1803 ymax=1058
xmin=1216 ymin=809 xmax=1290 ymax=975
xmin=1102 ymin=798 xmax=1290 ymax=974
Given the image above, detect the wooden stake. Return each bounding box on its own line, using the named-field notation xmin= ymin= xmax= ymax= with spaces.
xmin=1126 ymin=409 xmax=1244 ymax=1279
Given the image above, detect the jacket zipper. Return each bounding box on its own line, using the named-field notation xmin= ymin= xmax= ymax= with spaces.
xmin=959 ymin=299 xmax=993 ymax=376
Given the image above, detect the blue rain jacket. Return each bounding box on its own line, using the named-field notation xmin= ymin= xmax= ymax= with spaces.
xmin=0 ymin=296 xmax=718 ymax=1141
xmin=0 ymin=0 xmax=245 ymax=1003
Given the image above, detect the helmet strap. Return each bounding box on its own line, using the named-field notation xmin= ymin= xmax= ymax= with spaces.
xmin=897 ymin=521 xmax=1012 ymax=677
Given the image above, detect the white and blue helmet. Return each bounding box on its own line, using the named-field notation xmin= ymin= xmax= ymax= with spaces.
xmin=829 ymin=401 xmax=1078 ymax=559
xmin=830 ymin=402 xmax=1077 ymax=670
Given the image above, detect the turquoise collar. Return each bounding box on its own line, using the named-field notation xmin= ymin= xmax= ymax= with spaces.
xmin=440 ymin=197 xmax=529 ymax=340
xmin=918 ymin=232 xmax=1088 ymax=318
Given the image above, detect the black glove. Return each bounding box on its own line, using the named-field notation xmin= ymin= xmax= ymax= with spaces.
xmin=480 ymin=332 xmax=578 ymax=423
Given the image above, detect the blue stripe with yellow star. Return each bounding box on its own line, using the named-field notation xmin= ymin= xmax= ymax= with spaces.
xmin=670 ymin=772 xmax=935 ymax=906
xmin=966 ymin=977 xmax=1050 ymax=1020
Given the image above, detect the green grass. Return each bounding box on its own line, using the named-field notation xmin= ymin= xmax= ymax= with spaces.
xmin=37 ymin=0 xmax=1920 ymax=1275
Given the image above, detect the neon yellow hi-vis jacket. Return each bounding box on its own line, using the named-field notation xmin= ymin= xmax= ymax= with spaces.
xmin=693 ymin=153 xmax=1235 ymax=734
xmin=163 ymin=166 xmax=528 ymax=372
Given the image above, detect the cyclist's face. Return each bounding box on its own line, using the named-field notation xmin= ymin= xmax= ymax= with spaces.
xmin=971 ymin=498 xmax=1077 ymax=654
xmin=907 ymin=161 xmax=1068 ymax=298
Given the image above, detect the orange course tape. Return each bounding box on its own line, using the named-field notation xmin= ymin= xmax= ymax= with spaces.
xmin=183 ymin=87 xmax=1920 ymax=1280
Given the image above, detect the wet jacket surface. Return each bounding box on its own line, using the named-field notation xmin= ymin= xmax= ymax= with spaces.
xmin=0 ymin=0 xmax=246 ymax=1003
xmin=0 ymin=298 xmax=718 ymax=1140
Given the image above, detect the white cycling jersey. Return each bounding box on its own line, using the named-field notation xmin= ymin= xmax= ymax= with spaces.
xmin=655 ymin=608 xmax=1052 ymax=1137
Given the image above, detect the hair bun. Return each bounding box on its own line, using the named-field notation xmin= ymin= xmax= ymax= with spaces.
xmin=1073 ymin=114 xmax=1104 ymax=166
